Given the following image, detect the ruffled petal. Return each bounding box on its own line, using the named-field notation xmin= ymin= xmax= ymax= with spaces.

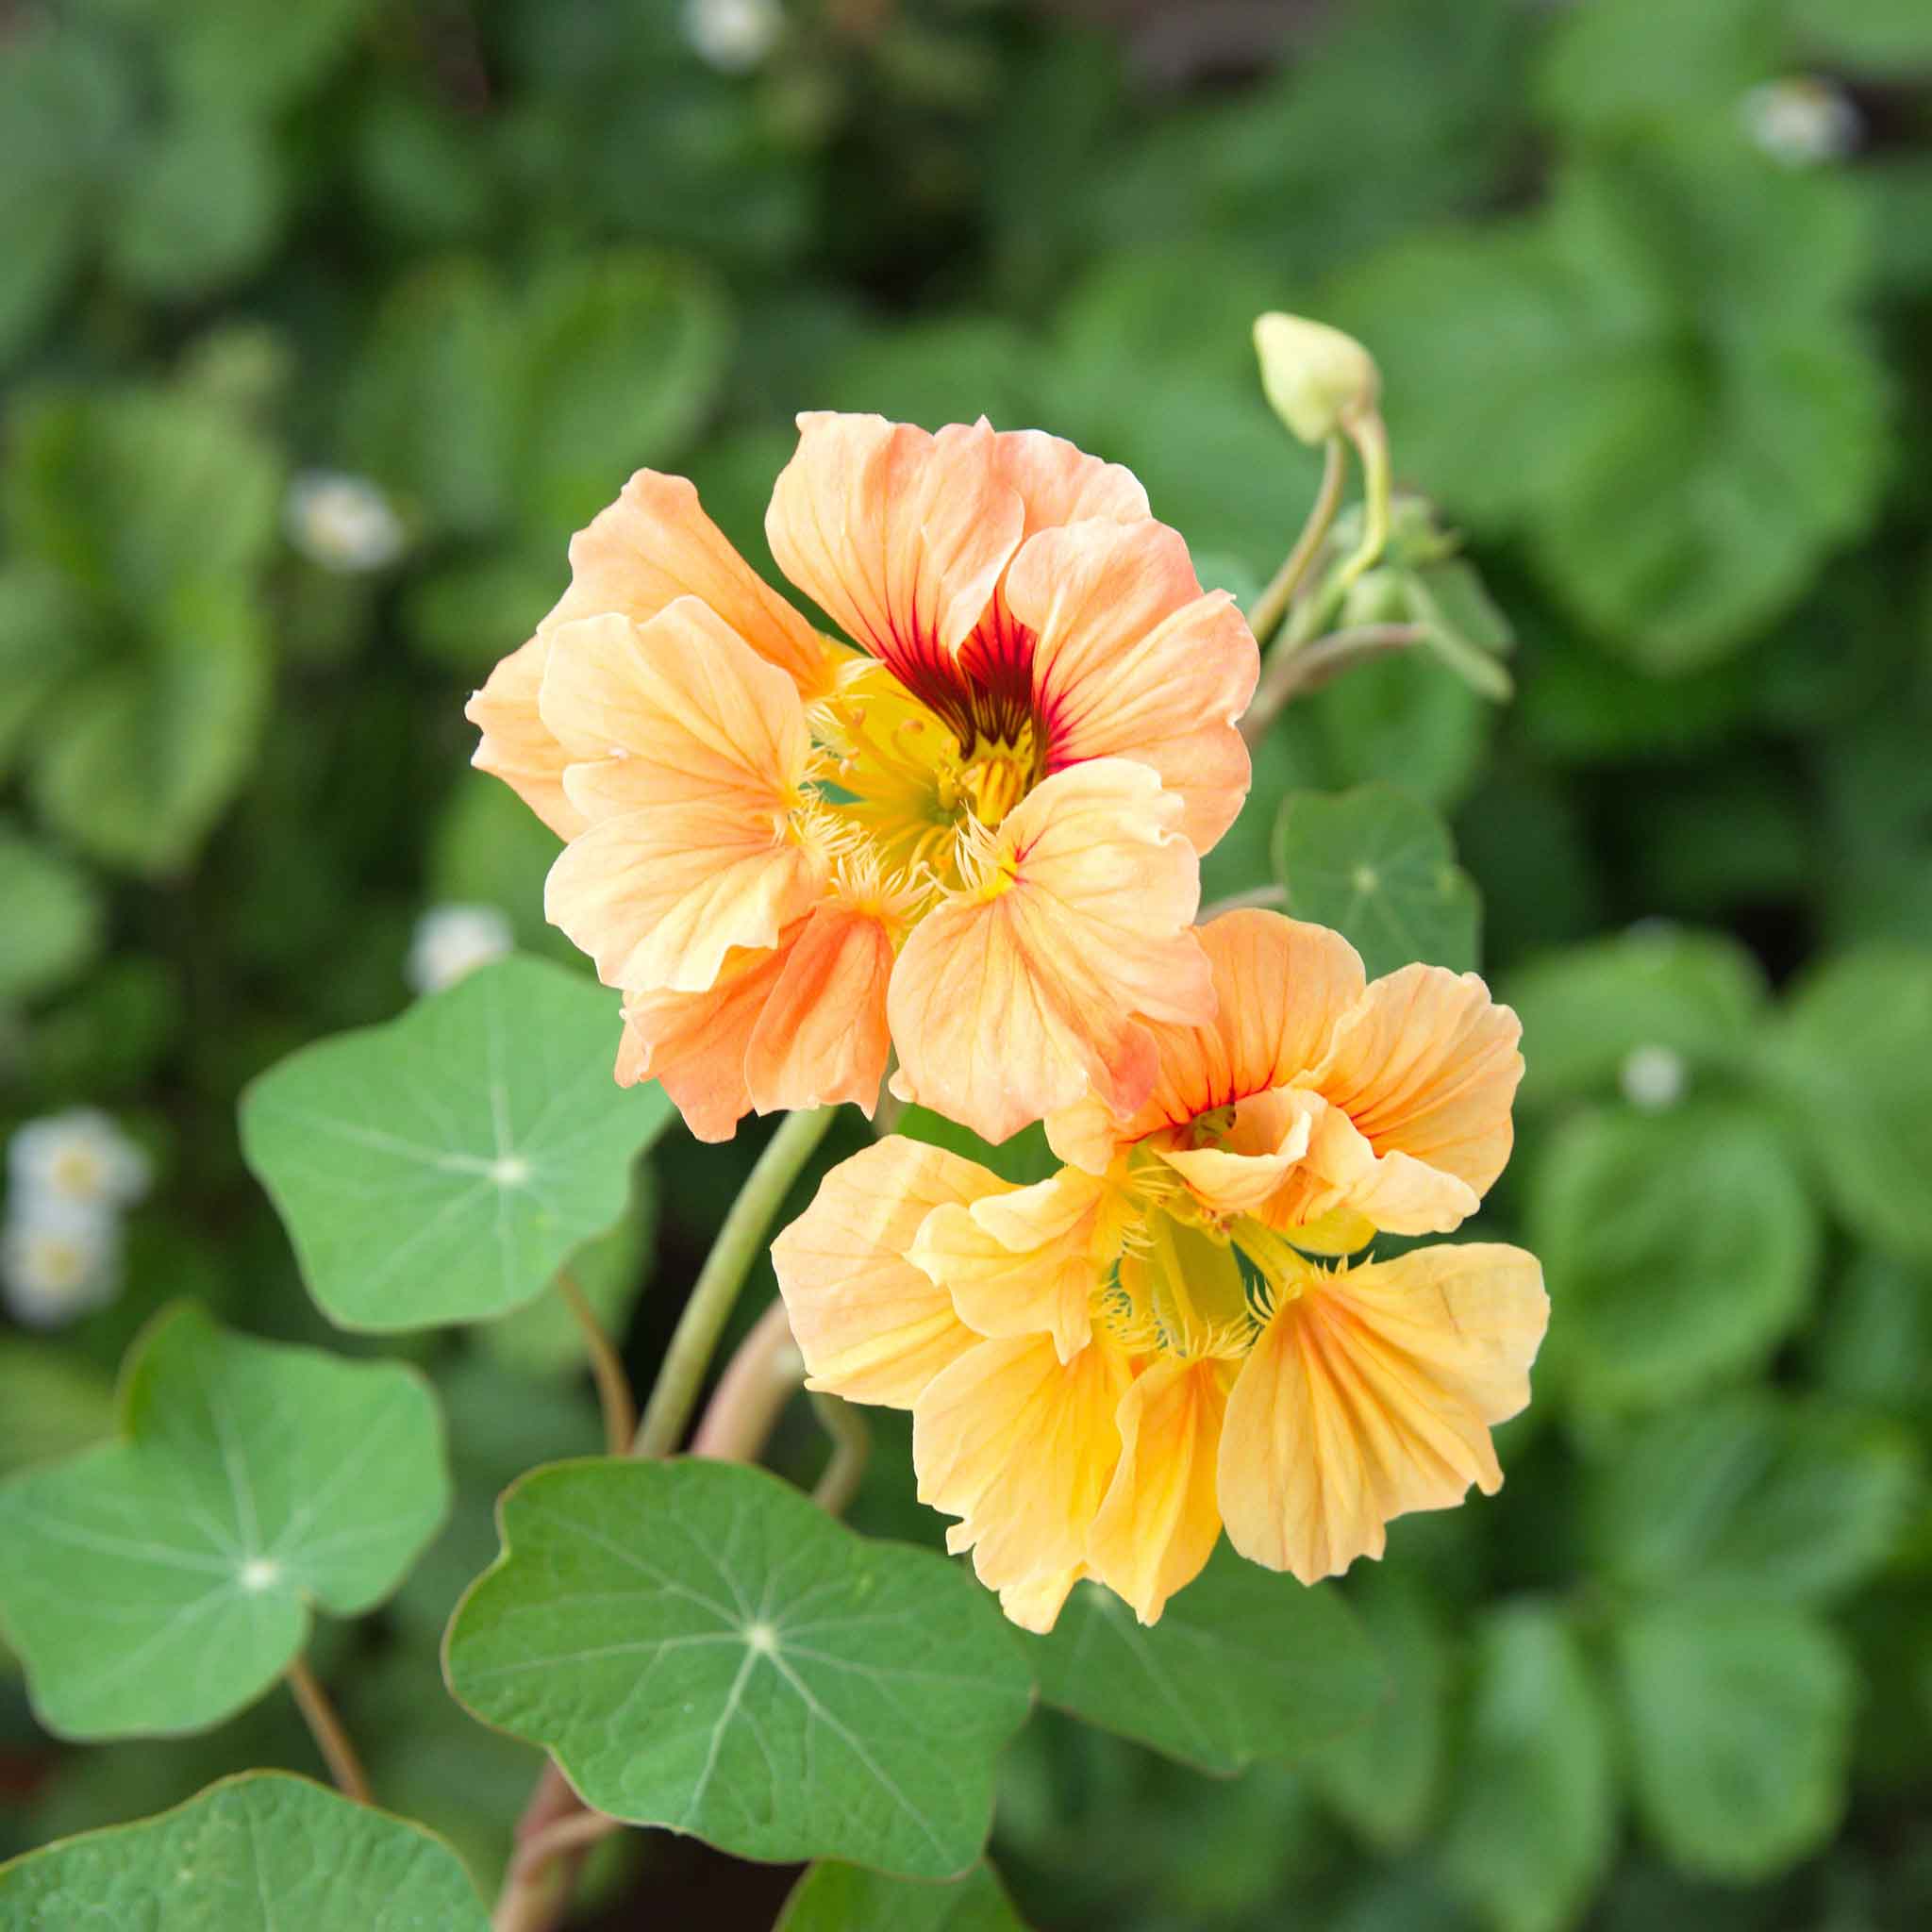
xmin=1157 ymin=1091 xmax=1315 ymax=1219
xmin=888 ymin=758 xmax=1212 ymax=1144
xmin=544 ymin=468 xmax=829 ymax=697
xmin=1282 ymin=1092 xmax=1481 ymax=1238
xmin=1047 ymin=912 xmax=1366 ymax=1175
xmin=466 ymin=636 xmax=585 ymax=840
xmin=1216 ymin=1244 xmax=1547 ymax=1584
xmin=540 ymin=600 xmax=810 ymax=823
xmin=743 ymin=902 xmax=893 ymax=1119
xmin=614 ymin=938 xmax=800 ymax=1141
xmin=764 ymin=413 xmax=1024 ymax=728
xmin=770 ymin=1138 xmax=1006 ymax=1407
xmin=1014 ymin=518 xmax=1258 ymax=853
xmin=908 ymin=1166 xmax=1113 ymax=1362
xmin=991 ymin=429 xmax=1150 ymax=537
xmin=997 ymin=1564 xmax=1088 ymax=1635
xmin=1087 ymin=1357 xmax=1230 ymax=1624
xmin=913 ymin=1332 xmax=1130 ymax=1592
xmin=544 ymin=800 xmax=822 ymax=995
xmin=1306 ymin=965 xmax=1524 ymax=1206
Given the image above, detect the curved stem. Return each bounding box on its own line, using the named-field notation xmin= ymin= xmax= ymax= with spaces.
xmin=286 ymin=1656 xmax=370 ymax=1806
xmin=556 ymin=1268 xmax=636 ymax=1457
xmin=689 ymin=1297 xmax=804 ymax=1463
xmin=492 ymin=1806 xmax=624 ymax=1932
xmin=1333 ymin=409 xmax=1392 ymax=593
xmin=1244 ymin=434 xmax=1347 ymax=649
xmin=1200 ymin=882 xmax=1288 ymax=920
xmin=632 ymin=1107 xmax=837 ymax=1457
xmin=809 ymin=1391 xmax=871 ymax=1517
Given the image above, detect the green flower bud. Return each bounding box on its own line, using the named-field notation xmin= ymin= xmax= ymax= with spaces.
xmin=1252 ymin=312 xmax=1381 ymax=445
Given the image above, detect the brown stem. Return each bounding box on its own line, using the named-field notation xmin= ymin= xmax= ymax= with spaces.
xmin=690 ymin=1298 xmax=805 ymax=1464
xmin=809 ymin=1391 xmax=871 ymax=1517
xmin=286 ymin=1656 xmax=371 ymax=1806
xmin=556 ymin=1268 xmax=636 ymax=1457
xmin=492 ymin=1793 xmax=625 ymax=1932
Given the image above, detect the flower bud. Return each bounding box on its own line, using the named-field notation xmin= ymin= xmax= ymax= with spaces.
xmin=1252 ymin=313 xmax=1381 ymax=445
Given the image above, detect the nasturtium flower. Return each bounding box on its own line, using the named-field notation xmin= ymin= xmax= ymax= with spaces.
xmin=772 ymin=911 xmax=1547 ymax=1629
xmin=466 ymin=414 xmax=1257 ymax=1144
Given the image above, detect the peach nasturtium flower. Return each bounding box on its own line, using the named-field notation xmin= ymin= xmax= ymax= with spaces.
xmin=771 ymin=910 xmax=1547 ymax=1630
xmin=465 ymin=414 xmax=1258 ymax=1144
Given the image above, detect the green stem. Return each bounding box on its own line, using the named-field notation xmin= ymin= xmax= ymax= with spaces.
xmin=1244 ymin=434 xmax=1347 ymax=650
xmin=1332 ymin=409 xmax=1392 ymax=593
xmin=631 ymin=1108 xmax=837 ymax=1457
xmin=555 ymin=1267 xmax=635 ymax=1457
xmin=809 ymin=1391 xmax=872 ymax=1517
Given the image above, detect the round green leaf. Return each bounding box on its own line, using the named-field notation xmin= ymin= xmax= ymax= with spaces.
xmin=107 ymin=113 xmax=285 ymax=299
xmin=1533 ymin=1102 xmax=1819 ymax=1412
xmin=776 ymin=1860 xmax=1028 ymax=1932
xmin=1273 ymin=782 xmax=1480 ymax=980
xmin=0 ymin=1305 xmax=449 ymax=1739
xmin=1767 ymin=949 xmax=1932 ymax=1261
xmin=0 ymin=824 xmax=104 ymax=1004
xmin=0 ymin=1772 xmax=489 ymax=1928
xmin=1588 ymin=1391 xmax=1919 ymax=1606
xmin=443 ymin=1457 xmax=1034 ymax=1879
xmin=239 ymin=954 xmax=674 ymax=1330
xmin=1441 ymin=1604 xmax=1616 ymax=1932
xmin=1616 ymin=1602 xmax=1855 ymax=1881
xmin=1028 ymin=1542 xmax=1385 ymax=1775
xmin=1503 ymin=926 xmax=1769 ymax=1111
xmin=0 ymin=1340 xmax=114 ymax=1477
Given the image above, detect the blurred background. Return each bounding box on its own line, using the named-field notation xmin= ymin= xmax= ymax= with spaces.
xmin=3 ymin=0 xmax=1931 ymax=1926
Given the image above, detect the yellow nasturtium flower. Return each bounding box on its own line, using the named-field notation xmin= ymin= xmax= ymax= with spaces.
xmin=464 ymin=413 xmax=1258 ymax=1146
xmin=773 ymin=911 xmax=1547 ymax=1630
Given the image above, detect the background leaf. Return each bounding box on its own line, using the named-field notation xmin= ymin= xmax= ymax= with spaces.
xmin=776 ymin=1859 xmax=1029 ymax=1932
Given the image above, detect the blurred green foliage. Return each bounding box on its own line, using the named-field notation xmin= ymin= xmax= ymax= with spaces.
xmin=3 ymin=0 xmax=1931 ymax=1926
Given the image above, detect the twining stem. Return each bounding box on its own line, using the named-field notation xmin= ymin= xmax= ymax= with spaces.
xmin=689 ymin=1297 xmax=805 ymax=1463
xmin=493 ymin=1764 xmax=598 ymax=1932
xmin=1333 ymin=409 xmax=1392 ymax=594
xmin=286 ymin=1655 xmax=371 ymax=1806
xmin=631 ymin=1106 xmax=837 ymax=1457
xmin=809 ymin=1391 xmax=871 ymax=1517
xmin=1244 ymin=434 xmax=1347 ymax=650
xmin=555 ymin=1267 xmax=636 ymax=1457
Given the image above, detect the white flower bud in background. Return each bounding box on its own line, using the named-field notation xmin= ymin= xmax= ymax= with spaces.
xmin=684 ymin=0 xmax=784 ymax=74
xmin=407 ymin=904 xmax=515 ymax=996
xmin=1620 ymin=1043 xmax=1688 ymax=1113
xmin=1 ymin=1202 xmax=125 ymax=1329
xmin=1253 ymin=313 xmax=1381 ymax=446
xmin=8 ymin=1108 xmax=151 ymax=1215
xmin=1740 ymin=77 xmax=1861 ymax=169
xmin=285 ymin=469 xmax=408 ymax=574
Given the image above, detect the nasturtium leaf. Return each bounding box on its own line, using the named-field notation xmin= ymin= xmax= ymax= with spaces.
xmin=1532 ymin=1102 xmax=1819 ymax=1413
xmin=0 ymin=566 xmax=101 ymax=779
xmin=1615 ymin=1602 xmax=1854 ymax=1881
xmin=1502 ymin=926 xmax=1769 ymax=1110
xmin=1787 ymin=0 xmax=1932 ymax=70
xmin=1274 ymin=783 xmax=1479 ymax=980
xmin=0 ymin=824 xmax=103 ymax=1004
xmin=0 ymin=1341 xmax=114 ymax=1476
xmin=240 ymin=954 xmax=673 ymax=1330
xmin=0 ymin=1772 xmax=490 ymax=1928
xmin=1808 ymin=1251 xmax=1932 ymax=1426
xmin=1766 ymin=949 xmax=1932 ymax=1262
xmin=776 ymin=1859 xmax=1028 ymax=1932
xmin=444 ymin=1457 xmax=1034 ymax=1879
xmin=107 ymin=112 xmax=285 ymax=300
xmin=896 ymin=1107 xmax=1058 ymax=1188
xmin=1306 ymin=1570 xmax=1448 ymax=1850
xmin=1588 ymin=1392 xmax=1920 ymax=1606
xmin=0 ymin=1305 xmax=447 ymax=1739
xmin=1441 ymin=1604 xmax=1615 ymax=1932
xmin=1028 ymin=1542 xmax=1384 ymax=1775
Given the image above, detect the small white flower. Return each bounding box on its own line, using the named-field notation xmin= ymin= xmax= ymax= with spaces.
xmin=407 ymin=903 xmax=515 ymax=996
xmin=1 ymin=1201 xmax=124 ymax=1328
xmin=1740 ymin=77 xmax=1861 ymax=169
xmin=1620 ymin=1043 xmax=1688 ymax=1113
xmin=8 ymin=1108 xmax=151 ymax=1214
xmin=285 ymin=469 xmax=408 ymax=574
xmin=683 ymin=0 xmax=783 ymax=73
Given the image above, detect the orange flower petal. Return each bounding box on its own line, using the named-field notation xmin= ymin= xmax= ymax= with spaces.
xmin=764 ymin=413 xmax=1024 ymax=721
xmin=1306 ymin=964 xmax=1524 ymax=1206
xmin=1048 ymin=912 xmax=1367 ymax=1174
xmin=770 ymin=1137 xmax=1007 ymax=1408
xmin=544 ymin=800 xmax=822 ymax=994
xmin=908 ymin=1166 xmax=1112 ymax=1362
xmin=539 ymin=600 xmax=810 ymax=824
xmin=1156 ymin=1091 xmax=1316 ymax=1220
xmin=1014 ymin=518 xmax=1258 ymax=853
xmin=1088 ymin=1357 xmax=1230 ymax=1624
xmin=889 ymin=758 xmax=1213 ymax=1145
xmin=545 ymin=468 xmax=829 ymax=698
xmin=1217 ymin=1243 xmax=1547 ymax=1584
xmin=913 ymin=1332 xmax=1131 ymax=1592
xmin=1281 ymin=1093 xmax=1481 ymax=1237
xmin=991 ymin=428 xmax=1149 ymax=538
xmin=996 ymin=1564 xmax=1088 ymax=1635
xmin=466 ymin=636 xmax=586 ymax=841
xmin=743 ymin=903 xmax=893 ymax=1119
xmin=614 ymin=937 xmax=799 ymax=1142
